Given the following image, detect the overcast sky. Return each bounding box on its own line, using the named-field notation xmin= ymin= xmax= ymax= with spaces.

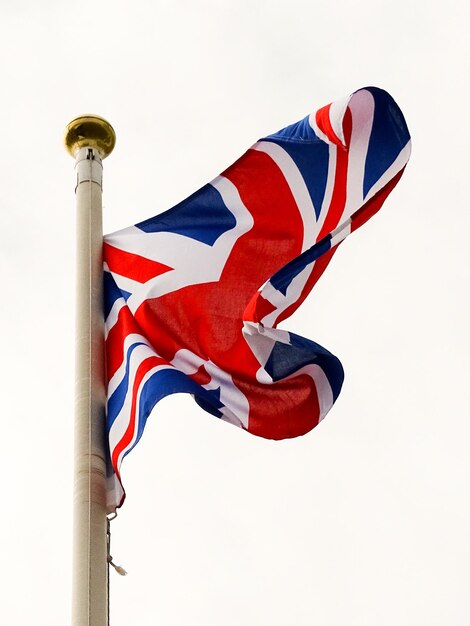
xmin=1 ymin=1 xmax=469 ymax=625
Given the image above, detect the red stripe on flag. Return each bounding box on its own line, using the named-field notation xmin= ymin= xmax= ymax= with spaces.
xmin=316 ymin=107 xmax=352 ymax=242
xmin=106 ymin=305 xmax=142 ymax=382
xmin=112 ymin=355 xmax=165 ymax=473
xmin=244 ymin=292 xmax=277 ymax=324
xmin=104 ymin=242 xmax=173 ymax=283
xmin=190 ymin=365 xmax=212 ymax=386
xmin=315 ymin=104 xmax=344 ymax=147
xmin=239 ymin=372 xmax=321 ymax=439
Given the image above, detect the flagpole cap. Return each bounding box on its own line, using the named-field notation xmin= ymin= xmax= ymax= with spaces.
xmin=64 ymin=115 xmax=116 ymax=159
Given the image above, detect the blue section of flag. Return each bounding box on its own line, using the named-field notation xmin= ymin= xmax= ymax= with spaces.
xmin=194 ymin=387 xmax=224 ymax=418
xmin=104 ymin=271 xmax=122 ymax=318
xmin=265 ymin=333 xmax=344 ymax=401
xmin=121 ymin=369 xmax=226 ymax=463
xmin=270 ymin=234 xmax=332 ymax=295
xmin=268 ymin=115 xmax=318 ymax=142
xmin=107 ymin=341 xmax=147 ymax=428
xmin=135 ymin=183 xmax=236 ymax=246
xmin=363 ymin=87 xmax=411 ymax=199
xmin=265 ymin=134 xmax=329 ymax=218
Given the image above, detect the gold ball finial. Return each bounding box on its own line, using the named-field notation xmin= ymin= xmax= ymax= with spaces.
xmin=64 ymin=115 xmax=116 ymax=158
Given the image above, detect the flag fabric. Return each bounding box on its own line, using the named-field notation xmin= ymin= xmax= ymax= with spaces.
xmin=104 ymin=86 xmax=411 ymax=508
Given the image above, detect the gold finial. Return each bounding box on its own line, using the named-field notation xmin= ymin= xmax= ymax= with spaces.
xmin=64 ymin=115 xmax=116 ymax=158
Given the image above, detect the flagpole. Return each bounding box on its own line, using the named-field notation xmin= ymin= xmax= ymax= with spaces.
xmin=65 ymin=116 xmax=116 ymax=626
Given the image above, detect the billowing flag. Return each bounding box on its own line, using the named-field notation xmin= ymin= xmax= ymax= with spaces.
xmin=104 ymin=86 xmax=411 ymax=508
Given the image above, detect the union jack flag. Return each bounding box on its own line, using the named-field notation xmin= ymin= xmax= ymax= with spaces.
xmin=104 ymin=86 xmax=411 ymax=508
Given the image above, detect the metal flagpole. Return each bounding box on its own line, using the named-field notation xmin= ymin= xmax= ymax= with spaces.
xmin=65 ymin=116 xmax=116 ymax=626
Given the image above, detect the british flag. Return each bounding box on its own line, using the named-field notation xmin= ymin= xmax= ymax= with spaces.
xmin=104 ymin=86 xmax=411 ymax=508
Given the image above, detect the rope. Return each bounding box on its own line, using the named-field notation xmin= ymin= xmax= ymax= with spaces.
xmin=107 ymin=514 xmax=128 ymax=577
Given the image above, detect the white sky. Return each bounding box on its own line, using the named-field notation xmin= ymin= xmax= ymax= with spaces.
xmin=1 ymin=1 xmax=469 ymax=625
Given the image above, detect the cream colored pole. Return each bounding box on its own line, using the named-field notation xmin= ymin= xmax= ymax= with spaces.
xmin=65 ymin=117 xmax=116 ymax=626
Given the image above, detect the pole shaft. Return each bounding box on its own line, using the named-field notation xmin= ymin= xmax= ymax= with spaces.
xmin=72 ymin=147 xmax=108 ymax=626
